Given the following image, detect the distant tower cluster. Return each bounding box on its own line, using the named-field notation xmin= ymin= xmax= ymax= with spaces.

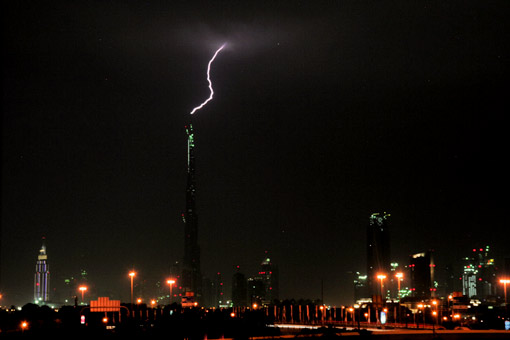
xmin=34 ymin=237 xmax=50 ymax=303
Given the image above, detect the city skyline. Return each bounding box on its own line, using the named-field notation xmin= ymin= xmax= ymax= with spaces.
xmin=2 ymin=1 xmax=509 ymax=307
xmin=16 ymin=215 xmax=510 ymax=307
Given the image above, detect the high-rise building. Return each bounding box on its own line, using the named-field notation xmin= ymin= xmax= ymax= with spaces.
xmin=462 ymin=246 xmax=497 ymax=298
xmin=181 ymin=124 xmax=202 ymax=303
xmin=201 ymin=277 xmax=215 ymax=308
xmin=215 ymin=272 xmax=225 ymax=307
xmin=34 ymin=237 xmax=50 ymax=303
xmin=248 ymin=253 xmax=279 ymax=306
xmin=409 ymin=250 xmax=435 ymax=299
xmin=232 ymin=267 xmax=247 ymax=307
xmin=366 ymin=212 xmax=391 ymax=299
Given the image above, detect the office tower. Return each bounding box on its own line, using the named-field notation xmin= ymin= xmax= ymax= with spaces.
xmin=34 ymin=237 xmax=50 ymax=303
xmin=232 ymin=267 xmax=248 ymax=307
xmin=366 ymin=212 xmax=391 ymax=299
xmin=409 ymin=250 xmax=435 ymax=299
xmin=181 ymin=124 xmax=202 ymax=302
xmin=462 ymin=246 xmax=496 ymax=298
xmin=248 ymin=253 xmax=279 ymax=306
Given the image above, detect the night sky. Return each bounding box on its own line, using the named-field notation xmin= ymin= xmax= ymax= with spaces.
xmin=2 ymin=1 xmax=509 ymax=307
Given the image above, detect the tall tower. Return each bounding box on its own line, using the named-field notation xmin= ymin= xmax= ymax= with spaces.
xmin=34 ymin=237 xmax=50 ymax=303
xmin=366 ymin=212 xmax=391 ymax=301
xmin=410 ymin=250 xmax=435 ymax=299
xmin=181 ymin=124 xmax=202 ymax=301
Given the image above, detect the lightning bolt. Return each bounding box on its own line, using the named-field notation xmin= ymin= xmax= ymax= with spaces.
xmin=190 ymin=43 xmax=226 ymax=115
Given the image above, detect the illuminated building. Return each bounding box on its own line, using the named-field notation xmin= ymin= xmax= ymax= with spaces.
xmin=366 ymin=212 xmax=391 ymax=299
xmin=248 ymin=276 xmax=265 ymax=306
xmin=353 ymin=272 xmax=369 ymax=302
xmin=409 ymin=250 xmax=435 ymax=299
xmin=462 ymin=246 xmax=497 ymax=298
xmin=181 ymin=124 xmax=202 ymax=302
xmin=34 ymin=237 xmax=50 ymax=303
xmin=248 ymin=253 xmax=279 ymax=305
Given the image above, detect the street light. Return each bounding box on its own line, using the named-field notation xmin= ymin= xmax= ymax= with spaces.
xmin=129 ymin=271 xmax=136 ymax=317
xmin=500 ymin=279 xmax=510 ymax=305
xmin=354 ymin=304 xmax=361 ymax=329
xmin=167 ymin=279 xmax=176 ymax=304
xmin=21 ymin=321 xmax=28 ymax=334
xmin=395 ymin=273 xmax=403 ymax=300
xmin=377 ymin=274 xmax=387 ymax=305
xmin=417 ymin=304 xmax=425 ymax=328
xmin=78 ymin=286 xmax=88 ymax=304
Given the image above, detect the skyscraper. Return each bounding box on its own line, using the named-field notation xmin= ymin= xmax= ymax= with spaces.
xmin=366 ymin=212 xmax=391 ymax=299
xmin=409 ymin=250 xmax=435 ymax=299
xmin=248 ymin=253 xmax=279 ymax=306
xmin=181 ymin=124 xmax=202 ymax=302
xmin=232 ymin=267 xmax=248 ymax=307
xmin=462 ymin=246 xmax=497 ymax=298
xmin=34 ymin=237 xmax=50 ymax=303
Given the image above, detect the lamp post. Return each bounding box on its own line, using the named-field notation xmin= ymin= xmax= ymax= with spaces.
xmin=167 ymin=279 xmax=176 ymax=304
xmin=395 ymin=272 xmax=403 ymax=324
xmin=500 ymin=279 xmax=510 ymax=305
xmin=417 ymin=304 xmax=425 ymax=329
xmin=395 ymin=273 xmax=403 ymax=301
xmin=377 ymin=274 xmax=386 ymax=303
xmin=354 ymin=304 xmax=360 ymax=330
xmin=78 ymin=286 xmax=87 ymax=304
xmin=348 ymin=307 xmax=354 ymax=327
xmin=129 ymin=271 xmax=136 ymax=317
xmin=501 ymin=279 xmax=510 ymax=316
xmin=432 ymin=300 xmax=439 ymax=337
